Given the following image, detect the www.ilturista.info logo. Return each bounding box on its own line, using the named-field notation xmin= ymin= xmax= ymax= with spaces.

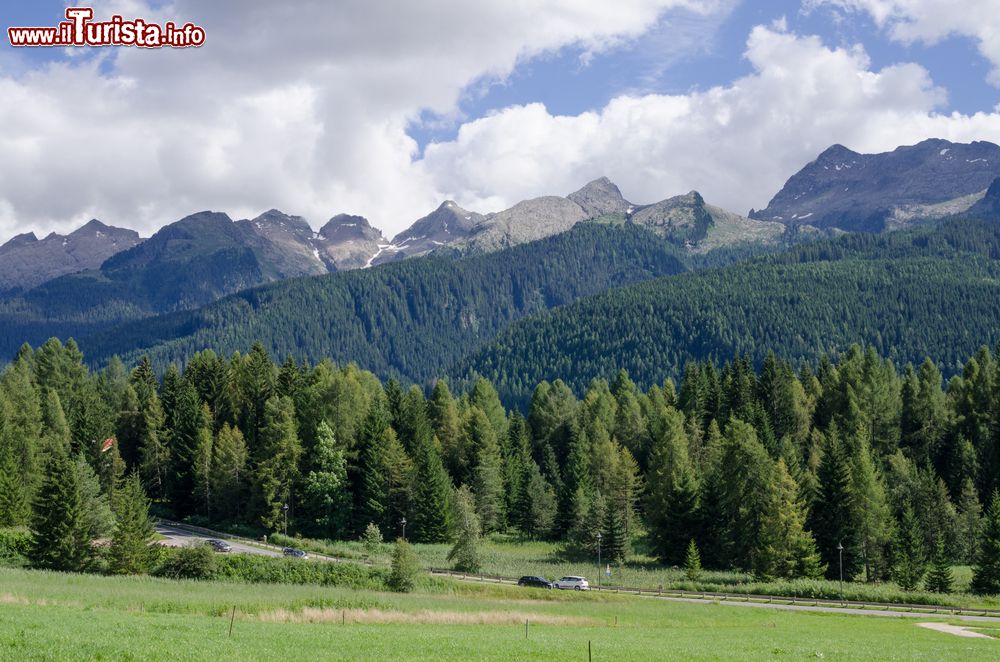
xmin=8 ymin=7 xmax=205 ymax=48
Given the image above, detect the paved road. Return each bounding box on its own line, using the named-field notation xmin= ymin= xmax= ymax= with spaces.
xmin=156 ymin=524 xmax=283 ymax=557
xmin=154 ymin=523 xmax=1000 ymax=625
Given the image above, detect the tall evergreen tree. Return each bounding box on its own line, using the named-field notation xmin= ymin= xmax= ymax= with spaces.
xmin=754 ymin=459 xmax=823 ymax=580
xmin=408 ymin=434 xmax=452 ymax=543
xmin=30 ymin=450 xmax=92 ymax=572
xmin=893 ymin=504 xmax=927 ymax=592
xmin=810 ymin=428 xmax=862 ymax=580
xmin=971 ymin=490 xmax=1000 ymax=595
xmin=467 ymin=407 xmax=505 ymax=533
xmin=211 ymin=423 xmax=248 ymax=522
xmin=924 ymin=534 xmax=954 ymax=593
xmin=646 ymin=407 xmax=699 ymax=565
xmin=255 ymin=396 xmax=302 ymax=531
xmin=108 ymin=473 xmax=155 ymax=574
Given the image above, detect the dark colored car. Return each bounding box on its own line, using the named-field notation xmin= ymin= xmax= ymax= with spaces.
xmin=283 ymin=547 xmax=309 ymax=559
xmin=517 ymin=576 xmax=553 ymax=589
xmin=207 ymin=539 xmax=232 ymax=552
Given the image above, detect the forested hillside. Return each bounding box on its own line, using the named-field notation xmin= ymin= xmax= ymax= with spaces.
xmin=3 ymin=338 xmax=1000 ymax=591
xmin=73 ymin=223 xmax=688 ymax=377
xmin=456 ymin=219 xmax=1000 ymax=405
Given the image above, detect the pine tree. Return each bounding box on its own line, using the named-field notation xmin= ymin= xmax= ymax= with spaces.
xmin=300 ymin=421 xmax=350 ymax=538
xmin=167 ymin=379 xmax=209 ymax=513
xmin=0 ymin=454 xmax=27 ymax=527
xmin=255 ymin=396 xmax=303 ymax=531
xmin=602 ymin=504 xmax=628 ymax=564
xmin=409 ymin=435 xmax=452 ymax=543
xmin=893 ymin=504 xmax=927 ymax=591
xmin=684 ymin=539 xmax=703 ymax=581
xmin=30 ymin=450 xmax=92 ymax=572
xmin=447 ymin=485 xmax=481 ymax=572
xmin=924 ymin=534 xmax=954 ymax=593
xmin=211 ymin=423 xmax=248 ymax=522
xmin=754 ymin=459 xmax=824 ymax=580
xmin=971 ymin=490 xmax=1000 ymax=595
xmin=811 ymin=428 xmax=861 ymax=579
xmin=517 ymin=461 xmax=557 ymax=539
xmin=108 ymin=473 xmax=155 ymax=574
xmin=850 ymin=435 xmax=894 ymax=582
xmin=356 ymin=400 xmax=393 ymax=533
xmin=191 ymin=404 xmax=214 ymax=518
xmin=429 ymin=379 xmax=466 ymax=482
xmin=75 ymin=454 xmax=113 ymax=542
xmin=955 ymin=478 xmax=982 ymax=564
xmin=467 ymin=407 xmax=505 ymax=533
xmin=645 ymin=407 xmax=694 ymax=565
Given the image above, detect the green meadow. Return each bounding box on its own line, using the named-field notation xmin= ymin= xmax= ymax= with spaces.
xmin=1 ymin=566 xmax=997 ymax=661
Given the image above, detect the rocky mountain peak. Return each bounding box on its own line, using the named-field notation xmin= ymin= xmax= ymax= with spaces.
xmin=567 ymin=176 xmax=630 ymax=218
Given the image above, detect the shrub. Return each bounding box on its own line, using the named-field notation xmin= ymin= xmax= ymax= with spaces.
xmin=155 ymin=543 xmax=218 ymax=580
xmin=361 ymin=523 xmax=384 ymax=559
xmin=389 ymin=539 xmax=421 ymax=592
xmin=215 ymin=554 xmax=388 ymax=590
xmin=0 ymin=527 xmax=30 ymax=566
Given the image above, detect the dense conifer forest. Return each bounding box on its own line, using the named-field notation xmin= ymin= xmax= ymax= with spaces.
xmin=4 ymin=337 xmax=1000 ymax=590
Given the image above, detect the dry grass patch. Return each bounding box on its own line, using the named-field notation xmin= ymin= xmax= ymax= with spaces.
xmin=257 ymin=607 xmax=598 ymax=626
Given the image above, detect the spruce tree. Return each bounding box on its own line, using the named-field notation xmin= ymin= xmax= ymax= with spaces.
xmin=30 ymin=450 xmax=92 ymax=572
xmin=255 ymin=396 xmax=302 ymax=531
xmin=191 ymin=404 xmax=214 ymax=518
xmin=447 ymin=485 xmax=481 ymax=572
xmin=924 ymin=534 xmax=954 ymax=593
xmin=0 ymin=454 xmax=27 ymax=527
xmin=811 ymin=428 xmax=861 ymax=579
xmin=467 ymin=407 xmax=505 ymax=533
xmin=602 ymin=504 xmax=628 ymax=564
xmin=518 ymin=461 xmax=557 ymax=539
xmin=684 ymin=539 xmax=703 ymax=581
xmin=971 ymin=490 xmax=1000 ymax=595
xmin=893 ymin=505 xmax=927 ymax=591
xmin=109 ymin=473 xmax=155 ymax=574
xmin=409 ymin=435 xmax=452 ymax=543
xmin=75 ymin=454 xmax=113 ymax=542
xmin=211 ymin=423 xmax=247 ymax=522
xmin=356 ymin=398 xmax=392 ymax=533
xmin=955 ymin=478 xmax=982 ymax=564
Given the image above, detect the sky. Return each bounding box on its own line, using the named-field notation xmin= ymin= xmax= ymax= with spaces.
xmin=1 ymin=0 xmax=999 ymax=242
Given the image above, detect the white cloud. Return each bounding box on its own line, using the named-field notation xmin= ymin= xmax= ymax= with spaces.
xmin=2 ymin=1 xmax=1000 ymax=246
xmin=810 ymin=0 xmax=1000 ymax=85
xmin=0 ymin=0 xmax=709 ymax=240
xmin=420 ymin=25 xmax=1000 ymax=215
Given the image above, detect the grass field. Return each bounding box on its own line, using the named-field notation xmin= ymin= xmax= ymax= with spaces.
xmin=1 ymin=566 xmax=997 ymax=660
xmin=268 ymin=532 xmax=1000 ymax=610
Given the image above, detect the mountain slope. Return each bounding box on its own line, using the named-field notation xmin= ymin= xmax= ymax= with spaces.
xmin=75 ymin=223 xmax=688 ymax=378
xmin=453 ymin=218 xmax=1000 ymax=405
xmin=750 ymin=139 xmax=1000 ymax=232
xmin=0 ymin=220 xmax=141 ymax=295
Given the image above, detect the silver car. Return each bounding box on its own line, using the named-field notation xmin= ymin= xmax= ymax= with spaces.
xmin=552 ymin=576 xmax=590 ymax=590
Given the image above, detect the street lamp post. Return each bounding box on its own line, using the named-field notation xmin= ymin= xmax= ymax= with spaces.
xmin=836 ymin=541 xmax=844 ymax=602
xmin=401 ymin=517 xmax=407 ymax=541
xmin=282 ymin=503 xmax=289 ymax=537
xmin=597 ymin=532 xmax=602 ymax=589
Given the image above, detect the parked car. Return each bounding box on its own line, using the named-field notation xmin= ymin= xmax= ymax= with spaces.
xmin=517 ymin=576 xmax=553 ymax=589
xmin=206 ymin=539 xmax=232 ymax=553
xmin=283 ymin=547 xmax=309 ymax=559
xmin=552 ymin=576 xmax=589 ymax=591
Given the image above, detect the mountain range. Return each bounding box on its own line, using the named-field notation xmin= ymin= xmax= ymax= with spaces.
xmin=750 ymin=138 xmax=1000 ymax=231
xmin=2 ymin=137 xmax=999 ymax=394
